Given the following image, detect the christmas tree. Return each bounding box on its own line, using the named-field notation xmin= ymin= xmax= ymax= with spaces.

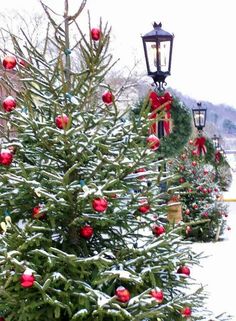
xmin=168 ymin=140 xmax=228 ymax=242
xmin=0 ymin=1 xmax=220 ymax=320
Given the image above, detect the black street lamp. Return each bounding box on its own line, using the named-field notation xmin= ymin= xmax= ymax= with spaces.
xmin=142 ymin=22 xmax=174 ymax=91
xmin=212 ymin=134 xmax=220 ymax=149
xmin=192 ymin=102 xmax=207 ymax=131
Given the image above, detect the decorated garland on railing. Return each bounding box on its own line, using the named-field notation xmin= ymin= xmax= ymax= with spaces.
xmin=133 ymin=90 xmax=193 ymax=158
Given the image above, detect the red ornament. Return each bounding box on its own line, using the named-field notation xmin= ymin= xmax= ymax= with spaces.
xmin=179 ymin=177 xmax=185 ymax=184
xmin=91 ymin=28 xmax=101 ymax=41
xmin=0 ymin=149 xmax=13 ymax=166
xmin=0 ymin=317 xmax=5 ymax=321
xmin=102 ymin=91 xmax=113 ymax=105
xmin=192 ymin=149 xmax=198 ymax=156
xmin=185 ymin=209 xmax=190 ymax=215
xmin=138 ymin=200 xmax=150 ymax=214
xmin=32 ymin=205 xmax=45 ymax=219
xmin=92 ymin=197 xmax=108 ymax=212
xmin=20 ymin=270 xmax=35 ymax=288
xmin=2 ymin=55 xmax=17 ymax=69
xmin=115 ymin=286 xmax=130 ymax=303
xmin=192 ymin=203 xmax=198 ymax=210
xmin=2 ymin=96 xmax=17 ymax=112
xmin=152 ymin=224 xmax=165 ymax=236
xmin=55 ymin=114 xmax=69 ymax=129
xmin=191 ymin=161 xmax=197 ymax=167
xmin=186 ymin=225 xmax=192 ymax=235
xmin=146 ymin=135 xmax=160 ymax=151
xmin=150 ymin=289 xmax=164 ymax=303
xmin=203 ymin=169 xmax=208 ymax=175
xmin=179 ymin=165 xmax=185 ymax=172
xmin=181 ymin=307 xmax=192 ymax=318
xmin=177 ymin=265 xmax=190 ymax=276
xmin=80 ymin=225 xmax=94 ymax=239
xmin=202 ymin=212 xmax=208 ymax=218
xmin=135 ymin=168 xmax=146 ymax=180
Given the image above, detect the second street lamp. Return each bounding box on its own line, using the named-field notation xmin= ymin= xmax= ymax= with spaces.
xmin=212 ymin=134 xmax=220 ymax=149
xmin=192 ymin=102 xmax=207 ymax=131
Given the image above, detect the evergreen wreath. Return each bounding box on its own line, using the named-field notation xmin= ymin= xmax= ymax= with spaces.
xmin=133 ymin=92 xmax=192 ymax=158
xmin=158 ymin=96 xmax=192 ymax=158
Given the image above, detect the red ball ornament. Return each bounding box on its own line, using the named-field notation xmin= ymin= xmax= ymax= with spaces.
xmin=177 ymin=265 xmax=190 ymax=276
xmin=192 ymin=203 xmax=198 ymax=210
xmin=115 ymin=286 xmax=130 ymax=303
xmin=185 ymin=209 xmax=190 ymax=215
xmin=146 ymin=134 xmax=160 ymax=151
xmin=150 ymin=289 xmax=164 ymax=303
xmin=181 ymin=307 xmax=192 ymax=318
xmin=2 ymin=55 xmax=17 ymax=69
xmin=135 ymin=167 xmax=146 ymax=180
xmin=2 ymin=96 xmax=17 ymax=112
xmin=138 ymin=200 xmax=150 ymax=214
xmin=179 ymin=177 xmax=185 ymax=184
xmin=55 ymin=114 xmax=69 ymax=129
xmin=179 ymin=165 xmax=185 ymax=171
xmin=102 ymin=90 xmax=113 ymax=105
xmin=32 ymin=205 xmax=45 ymax=219
xmin=186 ymin=225 xmax=192 ymax=235
xmin=152 ymin=224 xmax=165 ymax=236
xmin=20 ymin=270 xmax=35 ymax=288
xmin=191 ymin=161 xmax=197 ymax=167
xmin=92 ymin=197 xmax=108 ymax=212
xmin=192 ymin=149 xmax=198 ymax=156
xmin=0 ymin=149 xmax=13 ymax=166
xmin=91 ymin=28 xmax=101 ymax=41
xmin=80 ymin=225 xmax=94 ymax=239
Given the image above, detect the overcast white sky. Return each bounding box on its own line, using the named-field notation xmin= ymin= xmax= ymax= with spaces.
xmin=2 ymin=0 xmax=236 ymax=108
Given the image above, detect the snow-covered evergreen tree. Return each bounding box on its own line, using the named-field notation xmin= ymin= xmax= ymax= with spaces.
xmin=0 ymin=1 xmax=214 ymax=320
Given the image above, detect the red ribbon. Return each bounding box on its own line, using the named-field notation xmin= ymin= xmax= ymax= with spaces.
xmin=148 ymin=91 xmax=172 ymax=136
xmin=194 ymin=136 xmax=207 ymax=156
xmin=215 ymin=151 xmax=221 ymax=163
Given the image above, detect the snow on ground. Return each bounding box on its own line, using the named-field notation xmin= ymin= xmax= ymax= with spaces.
xmin=191 ymin=170 xmax=236 ymax=320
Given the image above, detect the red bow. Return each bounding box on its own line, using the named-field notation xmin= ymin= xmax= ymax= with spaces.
xmin=148 ymin=91 xmax=172 ymax=136
xmin=194 ymin=136 xmax=207 ymax=156
xmin=215 ymin=151 xmax=221 ymax=163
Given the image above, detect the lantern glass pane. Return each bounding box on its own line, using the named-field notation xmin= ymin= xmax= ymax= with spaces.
xmin=194 ymin=111 xmax=205 ymax=127
xmin=159 ymin=40 xmax=170 ymax=72
xmin=146 ymin=41 xmax=158 ymax=73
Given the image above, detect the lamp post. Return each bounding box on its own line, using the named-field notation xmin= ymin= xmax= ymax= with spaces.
xmin=192 ymin=102 xmax=207 ymax=132
xmin=142 ymin=22 xmax=174 ymax=139
xmin=142 ymin=22 xmax=174 ymax=91
xmin=212 ymin=134 xmax=220 ymax=149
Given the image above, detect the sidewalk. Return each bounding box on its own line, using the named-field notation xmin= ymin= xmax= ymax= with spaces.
xmin=191 ymin=172 xmax=236 ymax=320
